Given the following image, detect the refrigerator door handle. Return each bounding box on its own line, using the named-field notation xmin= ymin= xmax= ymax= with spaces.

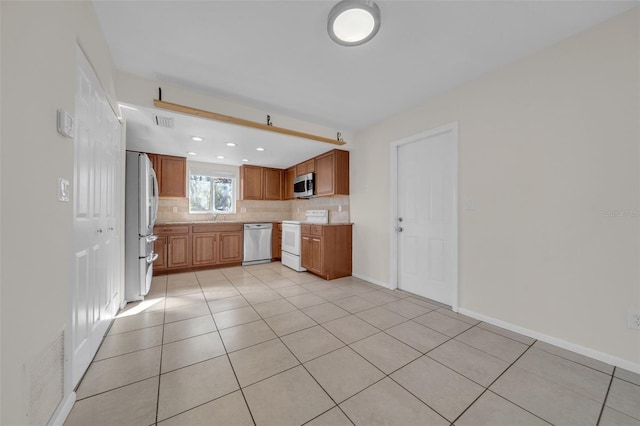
xmin=146 ymin=235 xmax=158 ymax=243
xmin=147 ymin=252 xmax=159 ymax=264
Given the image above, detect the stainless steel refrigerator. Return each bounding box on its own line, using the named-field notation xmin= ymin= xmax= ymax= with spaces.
xmin=125 ymin=151 xmax=159 ymax=301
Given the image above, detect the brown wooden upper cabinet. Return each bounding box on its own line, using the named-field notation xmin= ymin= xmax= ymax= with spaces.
xmin=240 ymin=165 xmax=264 ymax=200
xmin=240 ymin=165 xmax=283 ymax=200
xmin=240 ymin=149 xmax=349 ymax=200
xmin=148 ymin=153 xmax=187 ymax=198
xmin=263 ymin=167 xmax=283 ymax=200
xmin=284 ymin=166 xmax=296 ymax=200
xmin=314 ymin=149 xmax=349 ymax=197
xmin=296 ymin=159 xmax=315 ymax=177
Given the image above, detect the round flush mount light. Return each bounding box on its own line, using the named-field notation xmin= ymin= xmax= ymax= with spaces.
xmin=256 ymin=147 xmax=265 ymax=151
xmin=242 ymin=158 xmax=249 ymax=162
xmin=188 ymin=152 xmax=197 ymax=156
xmin=191 ymin=136 xmax=203 ymax=142
xmin=226 ymin=142 xmax=237 ymax=147
xmin=216 ymin=155 xmax=225 ymax=159
xmin=328 ymin=0 xmax=380 ymax=46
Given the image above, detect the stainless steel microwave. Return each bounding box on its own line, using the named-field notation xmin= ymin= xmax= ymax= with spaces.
xmin=294 ymin=172 xmax=314 ymax=198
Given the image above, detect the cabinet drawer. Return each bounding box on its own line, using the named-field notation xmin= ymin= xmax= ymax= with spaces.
xmin=154 ymin=225 xmax=189 ymax=235
xmin=192 ymin=223 xmax=242 ymax=233
xmin=301 ymin=224 xmax=311 ymax=235
xmin=310 ymin=225 xmax=323 ymax=236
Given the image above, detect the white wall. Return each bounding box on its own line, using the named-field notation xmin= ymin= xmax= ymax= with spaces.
xmin=1 ymin=1 xmax=118 ymax=424
xmin=352 ymin=9 xmax=640 ymax=367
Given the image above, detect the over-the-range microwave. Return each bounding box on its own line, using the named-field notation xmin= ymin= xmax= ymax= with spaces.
xmin=294 ymin=172 xmax=314 ymax=198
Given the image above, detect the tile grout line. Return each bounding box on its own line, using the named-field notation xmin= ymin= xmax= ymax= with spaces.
xmin=154 ymin=275 xmax=168 ymax=425
xmin=447 ymin=336 xmax=552 ymax=425
xmin=235 ymin=267 xmax=360 ymax=425
xmin=200 ymin=270 xmax=258 ymax=426
xmin=596 ymin=366 xmax=615 ymax=426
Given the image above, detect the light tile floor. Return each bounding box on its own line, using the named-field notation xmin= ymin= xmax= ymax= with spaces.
xmin=65 ymin=262 xmax=640 ymax=426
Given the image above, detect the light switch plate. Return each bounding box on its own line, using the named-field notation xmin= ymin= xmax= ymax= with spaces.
xmin=57 ymin=109 xmax=74 ymax=138
xmin=58 ymin=178 xmax=69 ymax=202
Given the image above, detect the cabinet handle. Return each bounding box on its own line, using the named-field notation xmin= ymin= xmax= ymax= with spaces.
xmin=96 ymin=228 xmax=103 ymax=234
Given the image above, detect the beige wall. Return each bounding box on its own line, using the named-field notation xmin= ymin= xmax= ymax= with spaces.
xmin=1 ymin=1 xmax=118 ymax=424
xmin=352 ymin=9 xmax=640 ymax=367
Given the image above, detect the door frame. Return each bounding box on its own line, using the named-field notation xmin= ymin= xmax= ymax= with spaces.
xmin=388 ymin=122 xmax=459 ymax=312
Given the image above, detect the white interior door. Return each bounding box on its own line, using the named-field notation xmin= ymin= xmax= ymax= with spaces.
xmin=70 ymin=47 xmax=122 ymax=389
xmin=395 ymin=125 xmax=457 ymax=306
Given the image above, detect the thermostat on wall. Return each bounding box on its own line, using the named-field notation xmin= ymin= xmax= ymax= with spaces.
xmin=57 ymin=109 xmax=74 ymax=138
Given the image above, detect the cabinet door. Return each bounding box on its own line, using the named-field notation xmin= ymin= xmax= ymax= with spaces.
xmin=301 ymin=235 xmax=311 ymax=270
xmin=310 ymin=237 xmax=323 ymax=274
xmin=271 ymin=223 xmax=282 ymax=260
xmin=296 ymin=159 xmax=315 ymax=176
xmin=153 ymin=235 xmax=167 ymax=271
xmin=167 ymin=235 xmax=190 ymax=268
xmin=192 ymin=234 xmax=218 ymax=266
xmin=240 ymin=165 xmax=264 ymax=200
xmin=263 ymin=168 xmax=283 ymax=200
xmin=219 ymin=232 xmax=243 ymax=263
xmin=158 ymin=155 xmax=187 ymax=197
xmin=284 ymin=167 xmax=295 ymax=200
xmin=314 ymin=152 xmax=335 ymax=196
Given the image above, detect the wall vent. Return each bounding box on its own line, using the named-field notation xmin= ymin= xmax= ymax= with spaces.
xmin=25 ymin=329 xmax=64 ymax=425
xmin=155 ymin=115 xmax=174 ymax=128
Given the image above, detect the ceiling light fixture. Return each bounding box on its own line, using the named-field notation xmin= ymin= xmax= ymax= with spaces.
xmin=242 ymin=159 xmax=249 ymax=162
xmin=188 ymin=152 xmax=197 ymax=156
xmin=256 ymin=147 xmax=265 ymax=151
xmin=328 ymin=0 xmax=380 ymax=46
xmin=226 ymin=142 xmax=237 ymax=147
xmin=191 ymin=136 xmax=203 ymax=142
xmin=216 ymin=155 xmax=225 ymax=159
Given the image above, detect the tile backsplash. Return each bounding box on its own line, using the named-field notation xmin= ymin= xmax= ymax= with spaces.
xmin=157 ymin=196 xmax=350 ymax=224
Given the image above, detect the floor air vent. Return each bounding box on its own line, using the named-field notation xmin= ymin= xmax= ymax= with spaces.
xmin=26 ymin=329 xmax=64 ymax=425
xmin=155 ymin=115 xmax=174 ymax=128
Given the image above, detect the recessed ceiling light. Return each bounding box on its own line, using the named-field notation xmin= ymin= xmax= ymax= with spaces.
xmin=226 ymin=142 xmax=237 ymax=147
xmin=242 ymin=159 xmax=249 ymax=162
xmin=216 ymin=155 xmax=225 ymax=159
xmin=188 ymin=152 xmax=197 ymax=156
xmin=256 ymin=147 xmax=265 ymax=151
xmin=191 ymin=136 xmax=203 ymax=142
xmin=328 ymin=0 xmax=381 ymax=46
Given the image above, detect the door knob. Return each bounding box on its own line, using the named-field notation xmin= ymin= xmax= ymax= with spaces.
xmin=398 ymin=217 xmax=403 ymax=222
xmin=96 ymin=228 xmax=103 ymax=234
xmin=396 ymin=227 xmax=403 ymax=233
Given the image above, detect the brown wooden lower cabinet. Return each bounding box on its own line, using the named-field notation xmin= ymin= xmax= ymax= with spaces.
xmin=167 ymin=235 xmax=191 ymax=268
xmin=192 ymin=234 xmax=218 ymax=266
xmin=153 ymin=223 xmax=242 ymax=274
xmin=301 ymin=224 xmax=352 ymax=280
xmin=219 ymin=232 xmax=243 ymax=263
xmin=153 ymin=236 xmax=168 ymax=271
xmin=272 ymin=222 xmax=282 ymax=260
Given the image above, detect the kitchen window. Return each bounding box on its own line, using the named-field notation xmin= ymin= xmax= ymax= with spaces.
xmin=188 ymin=165 xmax=236 ymax=214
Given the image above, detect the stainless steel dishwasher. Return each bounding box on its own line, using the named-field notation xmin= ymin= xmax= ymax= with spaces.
xmin=242 ymin=223 xmax=273 ymax=266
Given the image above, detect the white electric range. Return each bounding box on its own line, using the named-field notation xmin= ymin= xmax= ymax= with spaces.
xmin=281 ymin=210 xmax=328 ymax=272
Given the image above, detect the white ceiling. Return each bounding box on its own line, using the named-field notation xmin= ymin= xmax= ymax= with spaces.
xmin=94 ymin=1 xmax=637 ymax=166
xmin=121 ymin=102 xmax=340 ymax=168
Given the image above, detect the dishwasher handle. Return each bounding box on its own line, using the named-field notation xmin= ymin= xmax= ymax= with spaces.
xmin=244 ymin=223 xmax=273 ymax=230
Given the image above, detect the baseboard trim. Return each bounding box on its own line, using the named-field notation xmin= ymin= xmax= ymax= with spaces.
xmin=47 ymin=391 xmax=75 ymax=426
xmin=458 ymin=307 xmax=640 ymax=374
xmin=352 ymin=273 xmax=391 ymax=289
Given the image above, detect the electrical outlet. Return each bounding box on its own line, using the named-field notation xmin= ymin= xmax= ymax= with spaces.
xmin=628 ymin=310 xmax=640 ymax=329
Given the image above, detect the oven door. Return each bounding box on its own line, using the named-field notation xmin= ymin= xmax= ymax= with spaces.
xmin=281 ymin=222 xmax=301 ymax=256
